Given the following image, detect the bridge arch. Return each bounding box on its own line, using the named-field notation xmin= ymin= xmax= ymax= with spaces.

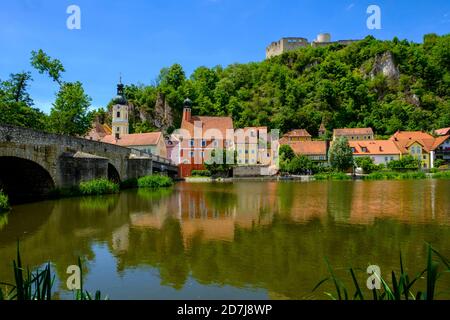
xmin=0 ymin=156 xmax=56 ymax=204
xmin=108 ymin=163 xmax=121 ymax=183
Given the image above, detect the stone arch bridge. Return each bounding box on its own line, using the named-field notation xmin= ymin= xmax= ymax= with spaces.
xmin=0 ymin=125 xmax=178 ymax=203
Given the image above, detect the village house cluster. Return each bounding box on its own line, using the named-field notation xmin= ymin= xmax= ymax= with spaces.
xmin=87 ymin=82 xmax=450 ymax=177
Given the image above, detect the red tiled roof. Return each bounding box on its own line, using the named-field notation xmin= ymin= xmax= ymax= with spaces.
xmin=102 ymin=132 xmax=162 ymax=146
xmin=333 ymin=127 xmax=374 ymax=136
xmin=349 ymin=140 xmax=401 ymax=155
xmin=435 ymin=127 xmax=450 ymax=136
xmin=389 ymin=131 xmax=435 ymax=153
xmin=431 ymin=135 xmax=450 ymax=150
xmin=181 ymin=115 xmax=234 ymax=139
xmin=284 ymin=141 xmax=327 ymax=155
xmin=283 ymin=129 xmax=311 ymax=138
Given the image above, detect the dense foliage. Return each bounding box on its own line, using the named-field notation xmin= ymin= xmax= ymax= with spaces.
xmin=1 ymin=34 xmax=449 ymax=137
xmin=137 ymin=175 xmax=174 ymax=188
xmin=117 ymin=34 xmax=449 ymax=135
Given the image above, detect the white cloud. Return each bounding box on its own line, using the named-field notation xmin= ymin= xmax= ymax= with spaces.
xmin=346 ymin=3 xmax=355 ymax=11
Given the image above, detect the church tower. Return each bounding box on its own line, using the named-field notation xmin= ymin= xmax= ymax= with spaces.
xmin=111 ymin=79 xmax=129 ymax=139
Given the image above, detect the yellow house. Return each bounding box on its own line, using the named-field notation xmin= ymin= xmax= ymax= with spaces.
xmin=390 ymin=131 xmax=435 ymax=169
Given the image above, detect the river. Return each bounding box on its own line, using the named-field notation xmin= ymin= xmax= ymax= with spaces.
xmin=0 ymin=179 xmax=449 ymax=299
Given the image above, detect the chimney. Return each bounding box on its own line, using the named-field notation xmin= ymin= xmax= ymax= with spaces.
xmin=183 ymin=98 xmax=192 ymax=122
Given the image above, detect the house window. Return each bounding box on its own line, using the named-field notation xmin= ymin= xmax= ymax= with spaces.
xmin=390 ymin=157 xmax=394 ymax=161
xmin=190 ymin=151 xmax=194 ymax=158
xmin=189 ymin=139 xmax=194 ymax=147
xmin=116 ymin=127 xmax=120 ymax=132
xmin=362 ymin=147 xmax=368 ymax=152
xmin=423 ymin=155 xmax=427 ymax=160
xmin=351 ymin=147 xmax=356 ymax=153
xmin=201 ymin=151 xmax=205 ymax=158
xmin=385 ymin=157 xmax=388 ymax=162
xmin=202 ymin=140 xmax=206 ymax=147
xmin=251 ymin=150 xmax=255 ymax=154
xmin=214 ymin=141 xmax=218 ymax=147
xmin=117 ymin=111 xmax=120 ymax=118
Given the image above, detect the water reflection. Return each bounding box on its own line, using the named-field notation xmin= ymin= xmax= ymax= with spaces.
xmin=0 ymin=180 xmax=449 ymax=299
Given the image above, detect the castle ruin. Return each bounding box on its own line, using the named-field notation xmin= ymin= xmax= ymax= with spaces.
xmin=266 ymin=33 xmax=359 ymax=59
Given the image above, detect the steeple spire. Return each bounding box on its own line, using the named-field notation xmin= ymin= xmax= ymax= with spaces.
xmin=117 ymin=73 xmax=124 ymax=96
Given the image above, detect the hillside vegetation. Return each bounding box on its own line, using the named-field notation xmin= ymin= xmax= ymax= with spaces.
xmin=1 ymin=34 xmax=449 ymax=137
xmin=114 ymin=34 xmax=449 ymax=136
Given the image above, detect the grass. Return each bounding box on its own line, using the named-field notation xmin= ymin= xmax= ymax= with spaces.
xmin=0 ymin=242 xmax=106 ymax=300
xmin=79 ymin=179 xmax=120 ymax=196
xmin=364 ymin=171 xmax=427 ymax=180
xmin=137 ymin=175 xmax=174 ymax=188
xmin=314 ymin=244 xmax=450 ymax=300
xmin=314 ymin=172 xmax=352 ymax=181
xmin=0 ymin=190 xmax=10 ymax=213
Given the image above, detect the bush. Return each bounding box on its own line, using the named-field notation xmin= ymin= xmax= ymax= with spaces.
xmin=354 ymin=156 xmax=378 ymax=173
xmin=79 ymin=179 xmax=120 ymax=196
xmin=387 ymin=155 xmax=420 ymax=170
xmin=0 ymin=191 xmax=10 ymax=213
xmin=137 ymin=175 xmax=173 ymax=188
xmin=191 ymin=170 xmax=211 ymax=177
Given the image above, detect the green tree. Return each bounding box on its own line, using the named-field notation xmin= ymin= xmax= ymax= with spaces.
xmin=329 ymin=137 xmax=354 ymax=172
xmin=30 ymin=49 xmax=65 ymax=85
xmin=0 ymin=73 xmax=47 ymax=130
xmin=48 ymin=82 xmax=92 ymax=136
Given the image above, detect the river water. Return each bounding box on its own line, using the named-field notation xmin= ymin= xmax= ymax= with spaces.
xmin=0 ymin=180 xmax=449 ymax=299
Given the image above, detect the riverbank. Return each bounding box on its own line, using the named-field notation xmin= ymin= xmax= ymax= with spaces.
xmin=184 ymin=170 xmax=450 ymax=183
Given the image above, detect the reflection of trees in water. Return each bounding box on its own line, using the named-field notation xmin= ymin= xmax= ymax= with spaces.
xmin=1 ymin=181 xmax=449 ymax=299
xmin=117 ymin=216 xmax=189 ymax=290
xmin=117 ymin=214 xmax=450 ymax=299
xmin=0 ymin=212 xmax=8 ymax=230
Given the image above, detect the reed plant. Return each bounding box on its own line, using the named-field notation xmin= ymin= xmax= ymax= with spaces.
xmin=314 ymin=244 xmax=450 ymax=300
xmin=0 ymin=243 xmax=106 ymax=300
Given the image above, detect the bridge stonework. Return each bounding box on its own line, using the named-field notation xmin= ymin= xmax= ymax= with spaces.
xmin=0 ymin=125 xmax=177 ymax=198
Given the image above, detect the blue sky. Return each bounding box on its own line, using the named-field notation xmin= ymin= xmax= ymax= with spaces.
xmin=0 ymin=0 xmax=449 ymax=113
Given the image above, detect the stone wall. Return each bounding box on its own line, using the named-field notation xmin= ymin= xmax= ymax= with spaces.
xmin=233 ymin=165 xmax=264 ymax=177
